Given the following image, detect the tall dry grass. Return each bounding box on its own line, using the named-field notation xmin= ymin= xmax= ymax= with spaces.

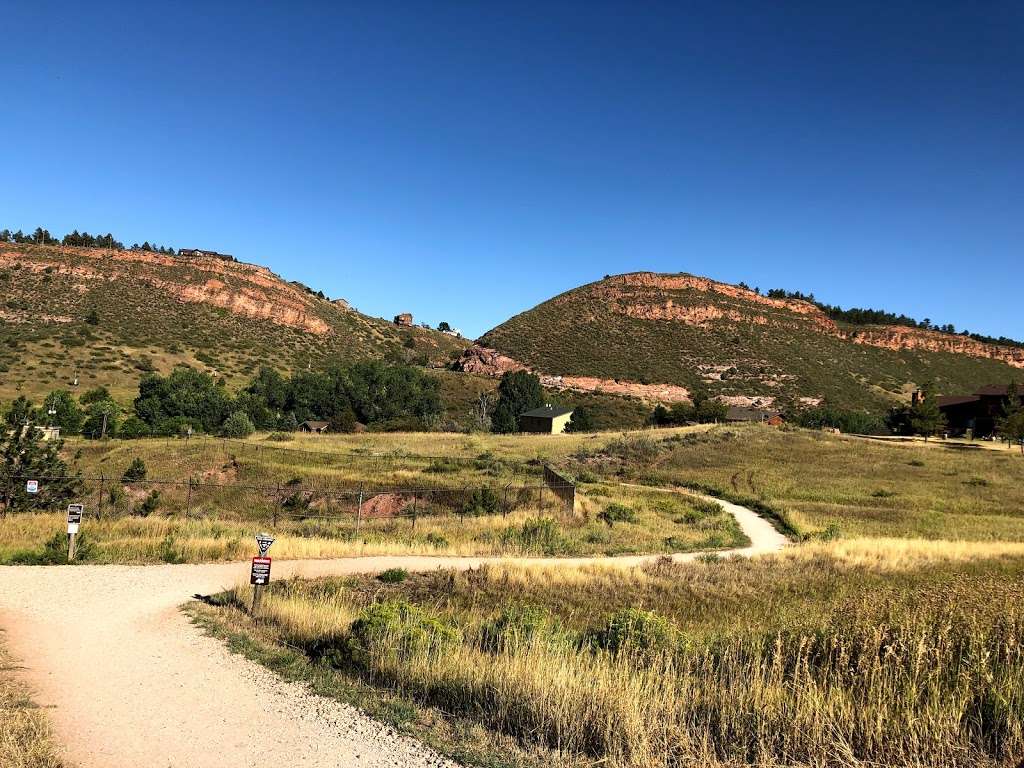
xmin=217 ymin=544 xmax=1024 ymax=768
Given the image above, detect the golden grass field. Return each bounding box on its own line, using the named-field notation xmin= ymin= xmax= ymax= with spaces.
xmin=8 ymin=423 xmax=1024 ymax=767
xmin=195 ymin=538 xmax=1024 ymax=768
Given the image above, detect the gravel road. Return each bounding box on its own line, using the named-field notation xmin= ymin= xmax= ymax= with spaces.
xmin=0 ymin=491 xmax=786 ymax=768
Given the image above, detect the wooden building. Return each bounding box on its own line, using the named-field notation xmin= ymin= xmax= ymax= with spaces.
xmin=937 ymin=384 xmax=1022 ymax=437
xmin=519 ymin=405 xmax=574 ymax=434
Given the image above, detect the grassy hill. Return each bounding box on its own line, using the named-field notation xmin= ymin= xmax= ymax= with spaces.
xmin=479 ymin=272 xmax=1023 ymax=412
xmin=0 ymin=243 xmax=468 ymax=402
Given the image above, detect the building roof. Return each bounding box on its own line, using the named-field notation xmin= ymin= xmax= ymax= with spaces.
xmin=726 ymin=406 xmax=781 ymax=422
xmin=975 ymin=384 xmax=1014 ymax=397
xmin=298 ymin=420 xmax=329 ymax=429
xmin=937 ymin=395 xmax=981 ymax=408
xmin=520 ymin=405 xmax=574 ymax=419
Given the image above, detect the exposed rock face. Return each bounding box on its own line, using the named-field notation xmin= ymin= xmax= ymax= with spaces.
xmin=1 ymin=245 xmax=333 ymax=336
xmin=454 ymin=346 xmax=691 ymax=402
xmin=454 ymin=346 xmax=527 ymax=376
xmin=595 ymin=272 xmax=1024 ymax=368
xmin=842 ymin=326 xmax=1024 ymax=369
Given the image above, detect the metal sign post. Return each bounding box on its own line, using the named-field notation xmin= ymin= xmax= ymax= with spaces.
xmin=66 ymin=503 xmax=84 ymax=561
xmin=250 ymin=533 xmax=275 ymax=620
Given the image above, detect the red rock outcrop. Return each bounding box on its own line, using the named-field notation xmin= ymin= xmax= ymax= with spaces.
xmin=454 ymin=347 xmax=691 ymax=402
xmin=1 ymin=245 xmax=333 ymax=336
xmin=843 ymin=326 xmax=1024 ymax=369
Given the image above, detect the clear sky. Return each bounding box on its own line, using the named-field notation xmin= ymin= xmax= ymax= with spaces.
xmin=2 ymin=2 xmax=1021 ymax=340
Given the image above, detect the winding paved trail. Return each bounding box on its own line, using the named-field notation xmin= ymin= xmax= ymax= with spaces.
xmin=0 ymin=491 xmax=787 ymax=768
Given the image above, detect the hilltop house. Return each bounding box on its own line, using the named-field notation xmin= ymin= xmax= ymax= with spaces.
xmin=394 ymin=313 xmax=413 ymax=327
xmin=936 ymin=385 xmax=1022 ymax=437
xmin=178 ymin=248 xmax=234 ymax=261
xmin=519 ymin=405 xmax=574 ymax=434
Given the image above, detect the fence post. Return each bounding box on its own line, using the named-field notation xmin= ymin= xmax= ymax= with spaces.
xmin=185 ymin=476 xmax=193 ymax=519
xmin=274 ymin=482 xmax=282 ymax=529
xmin=356 ymin=486 xmax=363 ymax=533
xmin=97 ymin=473 xmax=106 ymax=521
xmin=503 ymin=483 xmax=509 ymax=518
xmin=412 ymin=491 xmax=418 ymax=531
xmin=2 ymin=477 xmax=10 ymax=518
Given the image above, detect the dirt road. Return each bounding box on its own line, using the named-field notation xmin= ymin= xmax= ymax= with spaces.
xmin=0 ymin=492 xmax=786 ymax=768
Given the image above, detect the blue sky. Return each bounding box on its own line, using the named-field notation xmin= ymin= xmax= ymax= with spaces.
xmin=2 ymin=1 xmax=1021 ymax=339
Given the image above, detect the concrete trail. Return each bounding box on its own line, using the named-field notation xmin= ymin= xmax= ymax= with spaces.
xmin=0 ymin=490 xmax=787 ymax=768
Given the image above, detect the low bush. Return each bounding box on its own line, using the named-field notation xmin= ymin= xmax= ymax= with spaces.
xmin=348 ymin=600 xmax=461 ymax=664
xmin=499 ymin=517 xmax=566 ymax=555
xmin=598 ymin=502 xmax=637 ymax=527
xmin=377 ymin=567 xmax=409 ymax=584
xmin=122 ymin=457 xmax=147 ymax=483
xmin=599 ymin=607 xmax=679 ymax=655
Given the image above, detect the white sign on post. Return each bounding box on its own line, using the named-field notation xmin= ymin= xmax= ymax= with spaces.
xmin=26 ymin=480 xmax=39 ymax=494
xmin=67 ymin=503 xmax=84 ymax=534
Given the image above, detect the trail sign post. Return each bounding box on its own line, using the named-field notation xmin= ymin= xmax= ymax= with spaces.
xmin=26 ymin=480 xmax=39 ymax=494
xmin=66 ymin=503 xmax=84 ymax=561
xmin=250 ymin=556 xmax=272 ymax=619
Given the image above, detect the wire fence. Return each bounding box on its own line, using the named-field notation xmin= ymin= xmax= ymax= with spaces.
xmin=0 ymin=473 xmax=576 ymax=531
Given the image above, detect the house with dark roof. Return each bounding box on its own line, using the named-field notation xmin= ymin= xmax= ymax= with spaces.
xmin=936 ymin=384 xmax=1021 ymax=437
xmin=519 ymin=405 xmax=574 ymax=434
xmin=297 ymin=420 xmax=330 ymax=434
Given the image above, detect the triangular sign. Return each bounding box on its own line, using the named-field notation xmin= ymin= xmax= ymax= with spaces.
xmin=255 ymin=533 xmax=275 ymax=556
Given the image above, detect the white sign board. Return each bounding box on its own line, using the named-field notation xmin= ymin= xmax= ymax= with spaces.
xmin=67 ymin=503 xmax=84 ymax=535
xmin=26 ymin=480 xmax=39 ymax=494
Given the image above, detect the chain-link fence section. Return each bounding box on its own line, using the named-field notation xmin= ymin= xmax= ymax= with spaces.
xmin=0 ymin=473 xmax=576 ymax=532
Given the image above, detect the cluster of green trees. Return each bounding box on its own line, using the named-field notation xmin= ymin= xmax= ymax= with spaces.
xmin=1 ymin=361 xmax=444 ymax=441
xmin=650 ymin=392 xmax=728 ymax=427
xmin=0 ymin=424 xmax=79 ymax=513
xmin=786 ymin=405 xmax=888 ymax=435
xmin=0 ymin=225 xmax=176 ymax=254
xmin=127 ymin=361 xmax=442 ymax=437
xmin=4 ymin=388 xmax=123 ymax=440
xmin=60 ymin=230 xmax=124 ymax=249
xmin=0 ymin=227 xmax=61 ymax=245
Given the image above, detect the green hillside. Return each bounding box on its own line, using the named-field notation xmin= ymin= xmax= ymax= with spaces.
xmin=0 ymin=244 xmax=468 ymax=402
xmin=479 ymin=272 xmax=1021 ymax=412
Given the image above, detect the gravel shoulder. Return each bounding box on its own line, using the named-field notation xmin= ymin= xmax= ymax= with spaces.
xmin=0 ymin=491 xmax=786 ymax=768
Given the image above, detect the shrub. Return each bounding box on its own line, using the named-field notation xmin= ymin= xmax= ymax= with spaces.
xmin=425 ymin=532 xmax=449 ymax=549
xmin=600 ymin=607 xmax=678 ymax=654
xmin=425 ymin=457 xmax=461 ymax=474
xmin=348 ymin=600 xmax=461 ymax=663
xmin=122 ymin=458 xmax=147 ymax=483
xmin=479 ymin=603 xmax=571 ymax=652
xmin=500 ymin=517 xmax=565 ymax=555
xmin=7 ymin=531 xmax=95 ymax=565
xmin=265 ymin=431 xmax=293 ymax=442
xmin=463 ymin=487 xmax=501 ymax=516
xmin=221 ymin=411 xmax=255 ymax=438
xmin=597 ymin=502 xmax=637 ymax=527
xmin=377 ymin=568 xmax=409 ymax=584
xmin=135 ymin=490 xmax=161 ymax=516
xmin=118 ymin=416 xmax=151 ymax=439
